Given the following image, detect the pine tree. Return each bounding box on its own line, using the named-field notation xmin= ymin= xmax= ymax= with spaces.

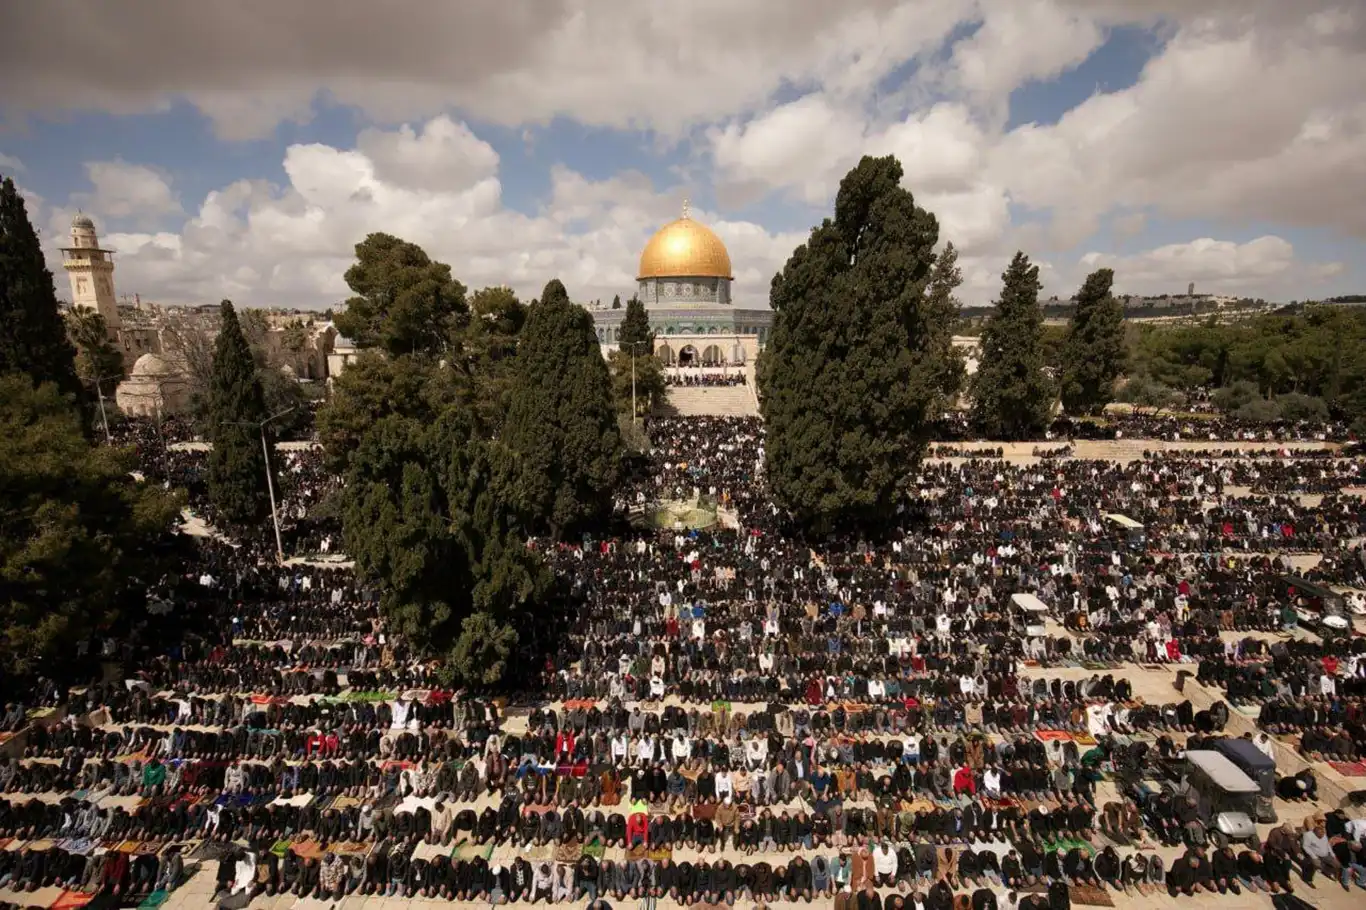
xmin=1 ymin=376 xmax=182 ymax=674
xmin=611 ymin=294 xmax=622 ymax=310
xmin=334 ymin=233 xmax=468 ymax=356
xmin=501 ymin=279 xmax=623 ymax=537
xmin=759 ymin=155 xmax=953 ymax=530
xmin=206 ymin=300 xmax=273 ymax=527
xmin=923 ymin=243 xmax=968 ymax=413
xmin=969 ymin=252 xmax=1053 ymax=439
xmin=1060 ymin=268 xmax=1126 ymax=416
xmin=618 ymin=295 xmax=655 ymax=349
xmin=0 ymin=177 xmax=83 ymax=404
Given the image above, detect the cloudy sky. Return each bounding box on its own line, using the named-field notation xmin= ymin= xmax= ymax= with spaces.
xmin=1 ymin=0 xmax=1362 ymax=310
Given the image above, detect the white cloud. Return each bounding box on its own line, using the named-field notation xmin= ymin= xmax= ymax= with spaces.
xmin=0 ymin=152 xmax=24 ymax=173
xmin=1079 ymin=236 xmax=1344 ymax=296
xmin=0 ymin=0 xmax=975 ymax=140
xmin=50 ymin=116 xmax=804 ymax=310
xmin=76 ymin=160 xmax=181 ymax=219
xmin=710 ymin=96 xmax=868 ymax=207
xmin=8 ymin=0 xmax=1364 ymax=307
xmin=704 ymin=2 xmax=1366 ymax=276
xmin=356 ymin=115 xmax=500 ymax=192
xmin=940 ymin=0 xmax=1106 ymax=115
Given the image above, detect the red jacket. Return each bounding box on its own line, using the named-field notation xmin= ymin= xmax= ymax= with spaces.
xmin=952 ymin=766 xmax=976 ymax=794
xmin=627 ymin=812 xmax=649 ymax=845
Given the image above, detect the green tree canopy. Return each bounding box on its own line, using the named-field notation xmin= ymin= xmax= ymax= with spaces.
xmin=0 ymin=377 xmax=182 ymax=675
xmin=470 ymin=286 xmax=527 ymax=340
xmin=205 ymin=300 xmax=273 ymax=527
xmin=0 ymin=177 xmax=83 ymax=405
xmin=922 ymin=242 xmax=968 ymax=413
xmin=501 ymin=279 xmax=623 ymax=537
xmin=334 ymin=233 xmax=468 ymax=356
xmin=1126 ymin=306 xmax=1366 ymax=427
xmin=759 ymin=154 xmax=953 ymax=530
xmin=341 ymin=403 xmax=550 ymax=686
xmin=1059 ymin=268 xmax=1126 ymax=416
xmin=464 ymin=286 xmax=527 ymax=425
xmin=618 ymin=296 xmax=655 ymax=349
xmin=316 ymin=351 xmax=467 ymax=472
xmin=969 ymin=252 xmax=1053 ymax=439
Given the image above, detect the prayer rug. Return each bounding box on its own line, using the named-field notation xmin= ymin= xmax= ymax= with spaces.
xmin=190 ymin=841 xmax=234 ymax=861
xmin=1069 ymin=884 xmax=1114 ymax=907
xmin=1073 ymin=733 xmax=1098 ymax=746
xmin=269 ymin=839 xmax=292 ymax=858
xmin=1034 ymin=730 xmax=1072 ymax=743
xmin=1329 ymin=761 xmax=1366 ymax=777
xmin=137 ymin=891 xmax=168 ymax=909
xmin=290 ymin=838 xmax=324 ymax=860
xmin=411 ymin=841 xmax=448 ymax=862
xmin=50 ymin=891 xmax=94 ymax=910
xmin=554 ymin=841 xmax=583 ymax=864
xmin=647 ymin=846 xmax=673 ymax=862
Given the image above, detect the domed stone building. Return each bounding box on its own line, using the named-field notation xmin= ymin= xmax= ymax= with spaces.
xmin=593 ymin=202 xmax=773 ymax=370
xmin=115 ymin=352 xmax=192 ymax=417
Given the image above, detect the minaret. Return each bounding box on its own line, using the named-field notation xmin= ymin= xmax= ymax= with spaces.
xmin=60 ymin=213 xmax=120 ymax=334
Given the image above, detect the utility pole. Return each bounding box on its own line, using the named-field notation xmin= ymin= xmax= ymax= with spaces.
xmin=258 ymin=407 xmax=296 ymax=565
xmin=624 ymin=341 xmax=650 ymax=425
xmin=91 ymin=374 xmax=121 ymax=444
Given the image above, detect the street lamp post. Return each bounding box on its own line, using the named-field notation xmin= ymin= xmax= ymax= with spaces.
xmin=90 ymin=374 xmax=122 ymax=444
xmin=224 ymin=406 xmax=296 ymax=565
xmin=623 ymin=340 xmax=651 ymax=425
xmin=257 ymin=407 xmax=295 ymax=565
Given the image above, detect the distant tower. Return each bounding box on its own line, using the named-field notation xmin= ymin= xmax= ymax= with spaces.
xmin=61 ymin=213 xmax=120 ymax=334
xmin=1188 ymin=282 xmax=1195 ymax=297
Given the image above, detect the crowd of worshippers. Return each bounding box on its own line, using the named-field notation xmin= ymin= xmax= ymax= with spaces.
xmin=3 ymin=416 xmax=1366 ymax=906
xmin=1195 ymin=634 xmax=1366 ymax=763
xmin=664 ymin=370 xmax=749 ymax=387
xmin=928 ymin=412 xmax=1354 ymax=444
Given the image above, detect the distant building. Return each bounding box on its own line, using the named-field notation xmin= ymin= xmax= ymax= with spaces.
xmin=591 ymin=201 xmax=773 ymax=369
xmin=53 ymin=214 xmax=337 ymax=412
xmin=60 ymin=214 xmax=121 ymax=334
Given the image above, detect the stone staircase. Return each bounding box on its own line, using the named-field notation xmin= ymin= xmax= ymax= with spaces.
xmin=660 ymin=384 xmax=760 ymax=417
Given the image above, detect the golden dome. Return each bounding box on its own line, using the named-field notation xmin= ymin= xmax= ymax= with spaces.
xmin=638 ymin=205 xmax=733 ymax=280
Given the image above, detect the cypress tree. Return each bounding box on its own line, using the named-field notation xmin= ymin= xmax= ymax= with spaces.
xmin=759 ymin=155 xmax=952 ymax=531
xmin=1060 ymin=268 xmax=1126 ymax=415
xmin=969 ymin=252 xmax=1054 ymax=439
xmin=501 ymin=279 xmax=623 ymax=537
xmin=206 ymin=300 xmax=273 ymax=527
xmin=0 ymin=176 xmax=83 ymax=404
xmin=618 ymin=295 xmax=654 ymax=349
